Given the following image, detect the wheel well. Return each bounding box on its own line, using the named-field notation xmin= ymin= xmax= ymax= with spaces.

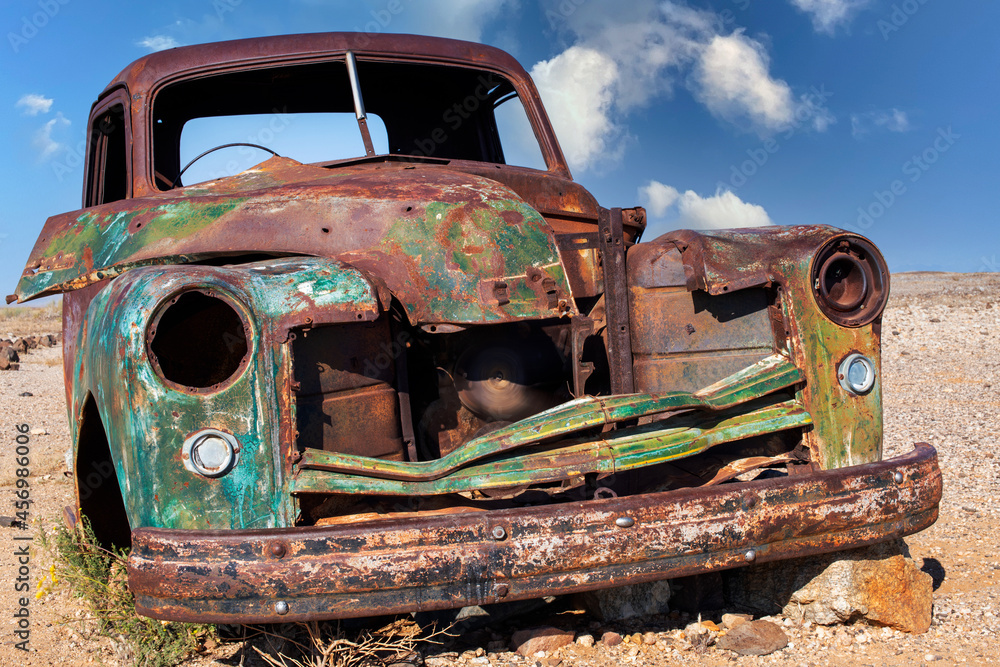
xmin=76 ymin=395 xmax=131 ymax=551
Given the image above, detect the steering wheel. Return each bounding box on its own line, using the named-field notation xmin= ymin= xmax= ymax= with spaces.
xmin=172 ymin=143 xmax=280 ymax=188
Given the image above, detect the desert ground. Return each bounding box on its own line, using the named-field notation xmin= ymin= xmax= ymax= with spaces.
xmin=1 ymin=273 xmax=998 ymax=666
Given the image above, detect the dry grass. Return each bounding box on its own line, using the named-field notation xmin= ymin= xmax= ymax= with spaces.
xmin=0 ymin=298 xmax=61 ymax=335
xmin=252 ymin=618 xmax=452 ymax=667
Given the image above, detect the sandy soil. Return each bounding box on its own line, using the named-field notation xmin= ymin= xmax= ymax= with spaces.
xmin=1 ymin=273 xmax=998 ymax=666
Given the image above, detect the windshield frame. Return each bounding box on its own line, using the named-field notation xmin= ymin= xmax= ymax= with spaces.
xmin=144 ymin=49 xmax=568 ymax=192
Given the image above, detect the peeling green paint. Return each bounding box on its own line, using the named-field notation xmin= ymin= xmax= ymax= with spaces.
xmin=292 ymin=399 xmax=811 ymax=495
xmin=297 ymin=354 xmax=802 ymax=482
xmin=16 ymin=161 xmax=576 ymax=326
xmin=73 ymin=257 xmax=378 ymax=531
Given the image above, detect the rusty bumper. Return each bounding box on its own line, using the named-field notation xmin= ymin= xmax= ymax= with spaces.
xmin=128 ymin=444 xmax=941 ymax=624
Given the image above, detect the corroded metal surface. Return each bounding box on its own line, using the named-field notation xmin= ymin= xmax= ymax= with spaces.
xmin=69 ymin=257 xmax=381 ymax=531
xmin=295 ymin=354 xmax=802 ymax=483
xmin=636 ymin=226 xmax=888 ymax=469
xmin=294 ymin=400 xmax=812 ymax=495
xmin=128 ymin=444 xmax=941 ymax=623
xmin=599 ymin=207 xmax=635 ymax=394
xmin=16 ymin=159 xmax=578 ymax=326
xmin=20 ymin=31 xmax=940 ymax=627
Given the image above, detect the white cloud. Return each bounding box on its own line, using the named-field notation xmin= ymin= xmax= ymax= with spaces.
xmin=529 ymin=46 xmax=623 ymax=172
xmin=16 ymin=93 xmax=53 ymax=116
xmin=533 ymin=0 xmax=830 ymax=173
xmin=692 ymin=31 xmax=795 ymax=132
xmin=137 ymin=34 xmax=181 ymax=52
xmin=640 ymin=180 xmax=772 ymax=230
xmin=786 ymin=0 xmax=870 ymax=34
xmin=406 ymin=0 xmax=513 ymax=42
xmin=851 ymin=108 xmax=911 ymax=137
xmin=639 ymin=180 xmax=681 ymax=218
xmin=33 ymin=112 xmax=71 ymax=160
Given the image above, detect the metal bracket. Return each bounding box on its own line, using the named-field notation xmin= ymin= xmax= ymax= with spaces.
xmin=597 ymin=207 xmax=635 ymax=394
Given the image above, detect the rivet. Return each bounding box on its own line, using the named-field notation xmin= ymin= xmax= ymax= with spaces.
xmin=615 ymin=516 xmax=635 ymax=528
xmin=491 ymin=525 xmax=507 ymax=541
xmin=745 ymin=549 xmax=757 ymax=563
xmin=494 ymin=584 xmax=509 ymax=599
xmin=269 ymin=542 xmax=286 ymax=558
xmin=894 ymin=471 xmax=904 ymax=484
xmin=275 ymin=600 xmax=289 ymax=615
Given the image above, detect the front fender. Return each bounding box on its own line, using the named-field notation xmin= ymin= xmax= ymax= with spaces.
xmin=73 ymin=257 xmax=380 ymax=531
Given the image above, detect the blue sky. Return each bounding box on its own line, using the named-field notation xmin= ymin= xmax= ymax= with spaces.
xmin=2 ymin=0 xmax=997 ymax=307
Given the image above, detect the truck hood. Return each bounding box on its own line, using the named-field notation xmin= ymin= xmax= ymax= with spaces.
xmin=14 ymin=157 xmax=576 ymax=324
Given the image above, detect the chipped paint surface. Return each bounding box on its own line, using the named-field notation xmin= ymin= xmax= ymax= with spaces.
xmin=127 ymin=444 xmax=941 ymax=624
xmin=27 ymin=32 xmax=941 ymax=626
xmin=17 ymin=159 xmax=576 ymax=325
xmin=294 ymin=400 xmax=812 ymax=495
xmin=642 ymin=227 xmax=887 ymax=469
xmin=294 ymin=354 xmax=803 ymax=486
xmin=72 ymin=257 xmax=379 ymax=530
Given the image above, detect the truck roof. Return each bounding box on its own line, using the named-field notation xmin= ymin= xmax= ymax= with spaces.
xmin=101 ymin=32 xmax=534 ymax=99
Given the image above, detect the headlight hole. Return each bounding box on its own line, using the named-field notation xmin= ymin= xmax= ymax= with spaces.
xmin=149 ymin=291 xmax=249 ymax=391
xmin=811 ymin=236 xmax=889 ymax=327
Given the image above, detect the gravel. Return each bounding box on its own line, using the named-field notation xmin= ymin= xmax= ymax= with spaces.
xmin=2 ymin=273 xmax=998 ymax=666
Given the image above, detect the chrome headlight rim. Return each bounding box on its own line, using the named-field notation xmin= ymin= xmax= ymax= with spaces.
xmin=838 ymin=352 xmax=877 ymax=395
xmin=182 ymin=428 xmax=241 ymax=478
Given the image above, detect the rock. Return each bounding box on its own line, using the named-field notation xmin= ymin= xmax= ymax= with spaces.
xmin=24 ymin=335 xmax=38 ymax=349
xmin=39 ymin=334 xmax=57 ymax=347
xmin=12 ymin=338 xmax=27 ymax=353
xmin=0 ymin=346 xmax=19 ymax=370
xmin=510 ymin=627 xmax=573 ymax=656
xmin=600 ymin=631 xmax=622 ymax=647
xmin=19 ymin=391 xmax=32 ymax=397
xmin=716 ymin=620 xmax=788 ymax=656
xmin=684 ymin=622 xmax=713 ymax=651
xmin=576 ymin=579 xmax=672 ymax=621
xmin=575 ymin=634 xmax=595 ymax=648
xmin=641 ymin=631 xmax=656 ymax=645
xmin=722 ymin=613 xmax=752 ymax=630
xmin=30 ymin=427 xmax=48 ymax=435
xmin=723 ymin=540 xmax=933 ymax=633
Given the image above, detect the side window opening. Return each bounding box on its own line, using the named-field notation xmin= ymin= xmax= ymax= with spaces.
xmin=493 ymin=93 xmax=547 ymax=171
xmin=86 ymin=104 xmax=128 ymax=206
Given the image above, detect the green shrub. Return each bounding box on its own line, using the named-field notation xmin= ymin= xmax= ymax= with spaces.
xmin=40 ymin=516 xmax=214 ymax=667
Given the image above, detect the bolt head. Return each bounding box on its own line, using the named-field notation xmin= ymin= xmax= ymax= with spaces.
xmin=745 ymin=549 xmax=757 ymax=563
xmin=275 ymin=600 xmax=289 ymax=615
xmin=894 ymin=471 xmax=904 ymax=484
xmin=491 ymin=525 xmax=507 ymax=540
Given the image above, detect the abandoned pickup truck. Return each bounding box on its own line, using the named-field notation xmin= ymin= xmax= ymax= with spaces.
xmin=14 ymin=33 xmax=941 ymax=623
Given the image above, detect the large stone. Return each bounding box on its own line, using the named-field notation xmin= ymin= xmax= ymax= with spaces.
xmin=510 ymin=626 xmax=574 ymax=656
xmin=0 ymin=346 xmax=19 ymax=371
xmin=716 ymin=620 xmax=787 ymax=656
xmin=575 ymin=579 xmax=672 ymax=621
xmin=723 ymin=540 xmax=933 ymax=633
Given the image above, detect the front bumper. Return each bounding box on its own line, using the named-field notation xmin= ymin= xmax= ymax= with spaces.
xmin=128 ymin=443 xmax=941 ymax=624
